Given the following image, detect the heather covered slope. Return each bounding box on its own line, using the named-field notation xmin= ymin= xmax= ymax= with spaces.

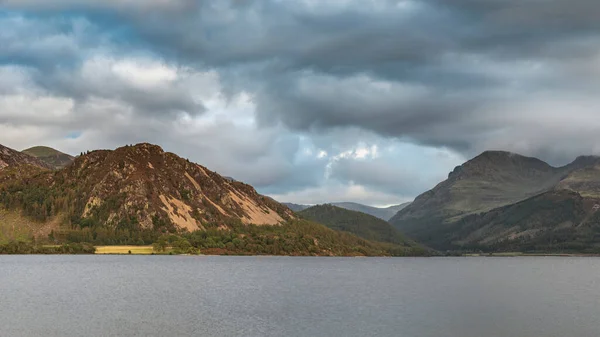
xmin=0 ymin=143 xmax=294 ymax=231
xmin=22 ymin=146 xmax=75 ymax=169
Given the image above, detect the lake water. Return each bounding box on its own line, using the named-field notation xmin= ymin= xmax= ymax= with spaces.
xmin=1 ymin=256 xmax=600 ymax=337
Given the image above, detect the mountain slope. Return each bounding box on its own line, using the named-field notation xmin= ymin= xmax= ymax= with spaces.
xmin=0 ymin=144 xmax=53 ymax=185
xmin=299 ymin=204 xmax=417 ymax=247
xmin=390 ymin=150 xmax=600 ymax=251
xmin=1 ymin=143 xmax=294 ymax=231
xmin=22 ymin=146 xmax=75 ymax=169
xmin=0 ymin=144 xmax=52 ymax=170
xmin=438 ymin=190 xmax=600 ymax=253
xmin=283 ymin=202 xmax=410 ymax=221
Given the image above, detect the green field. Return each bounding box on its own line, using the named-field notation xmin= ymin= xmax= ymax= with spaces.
xmin=95 ymin=246 xmax=155 ymax=255
xmin=0 ymin=209 xmax=34 ymax=244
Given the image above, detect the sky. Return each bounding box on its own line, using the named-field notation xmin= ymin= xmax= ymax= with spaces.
xmin=1 ymin=0 xmax=600 ymax=206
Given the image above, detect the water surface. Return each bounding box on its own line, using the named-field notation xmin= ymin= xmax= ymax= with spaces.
xmin=1 ymin=256 xmax=599 ymax=337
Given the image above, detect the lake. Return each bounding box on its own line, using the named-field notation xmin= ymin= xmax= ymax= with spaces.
xmin=1 ymin=256 xmax=599 ymax=337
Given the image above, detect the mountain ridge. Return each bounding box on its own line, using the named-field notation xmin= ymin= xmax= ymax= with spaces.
xmin=283 ymin=202 xmax=410 ymax=221
xmin=390 ymin=150 xmax=600 ymax=252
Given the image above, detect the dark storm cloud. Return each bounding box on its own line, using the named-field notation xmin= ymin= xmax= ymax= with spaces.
xmin=35 ymin=0 xmax=596 ymax=162
xmin=3 ymin=0 xmax=600 ymax=203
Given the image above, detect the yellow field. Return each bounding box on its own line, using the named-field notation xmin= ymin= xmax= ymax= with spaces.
xmin=95 ymin=246 xmax=155 ymax=255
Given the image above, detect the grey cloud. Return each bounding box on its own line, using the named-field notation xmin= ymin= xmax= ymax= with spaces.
xmin=4 ymin=0 xmax=600 ymax=204
xmin=64 ymin=0 xmax=600 ymax=162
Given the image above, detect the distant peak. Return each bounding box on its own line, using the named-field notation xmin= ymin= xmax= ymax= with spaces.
xmin=448 ymin=150 xmax=552 ymax=179
xmin=470 ymin=150 xmax=548 ymax=164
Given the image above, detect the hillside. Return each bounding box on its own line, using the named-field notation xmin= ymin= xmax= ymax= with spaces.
xmin=437 ymin=190 xmax=600 ymax=253
xmin=22 ymin=146 xmax=75 ymax=169
xmin=390 ymin=151 xmax=600 ymax=252
xmin=0 ymin=143 xmax=422 ymax=256
xmin=0 ymin=144 xmax=52 ymax=185
xmin=299 ymin=204 xmax=423 ymax=253
xmin=283 ymin=202 xmax=410 ymax=221
xmin=1 ymin=143 xmax=294 ymax=230
xmin=0 ymin=144 xmax=52 ymax=171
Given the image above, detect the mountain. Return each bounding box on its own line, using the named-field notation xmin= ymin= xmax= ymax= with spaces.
xmin=0 ymin=144 xmax=52 ymax=170
xmin=298 ymin=204 xmax=425 ymax=255
xmin=283 ymin=203 xmax=309 ymax=212
xmin=436 ymin=190 xmax=600 ymax=252
xmin=283 ymin=202 xmax=410 ymax=221
xmin=22 ymin=146 xmax=75 ymax=169
xmin=5 ymin=143 xmax=294 ymax=230
xmin=0 ymin=143 xmax=419 ymax=256
xmin=390 ymin=150 xmax=600 ymax=252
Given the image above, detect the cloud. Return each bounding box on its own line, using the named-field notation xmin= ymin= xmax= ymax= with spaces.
xmin=0 ymin=0 xmax=196 ymax=12
xmin=3 ymin=1 xmax=600 ymax=205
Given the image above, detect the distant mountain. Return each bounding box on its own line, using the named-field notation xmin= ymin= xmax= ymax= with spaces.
xmin=299 ymin=204 xmax=427 ymax=255
xmin=283 ymin=203 xmax=310 ymax=212
xmin=283 ymin=202 xmax=410 ymax=221
xmin=22 ymin=146 xmax=75 ymax=169
xmin=332 ymin=202 xmax=411 ymax=221
xmin=0 ymin=144 xmax=52 ymax=185
xmin=0 ymin=144 xmax=52 ymax=170
xmin=390 ymin=150 xmax=600 ymax=252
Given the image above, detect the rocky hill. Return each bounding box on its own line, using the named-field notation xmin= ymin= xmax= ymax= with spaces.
xmin=2 ymin=143 xmax=294 ymax=231
xmin=22 ymin=146 xmax=75 ymax=169
xmin=390 ymin=151 xmax=600 ymax=252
